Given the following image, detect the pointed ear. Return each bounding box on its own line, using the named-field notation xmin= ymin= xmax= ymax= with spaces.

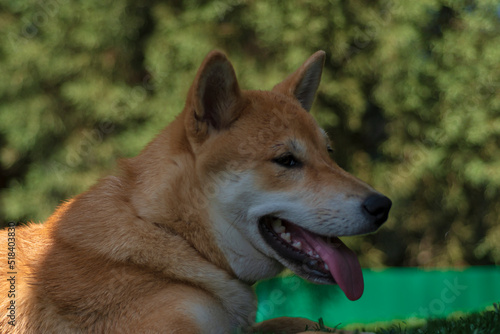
xmin=187 ymin=50 xmax=242 ymax=133
xmin=272 ymin=50 xmax=325 ymax=112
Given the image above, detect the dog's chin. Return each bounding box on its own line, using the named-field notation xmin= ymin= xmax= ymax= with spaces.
xmin=258 ymin=215 xmax=336 ymax=285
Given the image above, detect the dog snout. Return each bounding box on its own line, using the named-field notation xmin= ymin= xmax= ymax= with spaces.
xmin=362 ymin=194 xmax=392 ymax=226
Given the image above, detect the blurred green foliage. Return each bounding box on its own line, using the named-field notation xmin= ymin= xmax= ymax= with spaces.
xmin=0 ymin=0 xmax=499 ymax=267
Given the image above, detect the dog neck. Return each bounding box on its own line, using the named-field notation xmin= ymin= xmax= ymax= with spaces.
xmin=120 ymin=113 xmax=237 ymax=278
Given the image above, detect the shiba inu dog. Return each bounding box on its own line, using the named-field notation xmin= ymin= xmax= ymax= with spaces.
xmin=0 ymin=50 xmax=391 ymax=333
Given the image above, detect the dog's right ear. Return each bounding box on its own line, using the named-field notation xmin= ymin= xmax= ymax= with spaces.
xmin=272 ymin=50 xmax=325 ymax=112
xmin=186 ymin=51 xmax=242 ymax=138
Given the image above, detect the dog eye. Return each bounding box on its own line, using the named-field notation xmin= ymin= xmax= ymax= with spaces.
xmin=327 ymin=145 xmax=334 ymax=154
xmin=273 ymin=153 xmax=301 ymax=168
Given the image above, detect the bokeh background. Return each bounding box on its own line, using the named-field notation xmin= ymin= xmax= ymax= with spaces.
xmin=1 ymin=0 xmax=499 ymax=269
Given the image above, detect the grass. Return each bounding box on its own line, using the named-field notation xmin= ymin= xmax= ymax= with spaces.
xmin=253 ymin=303 xmax=500 ymax=333
xmin=346 ymin=302 xmax=500 ymax=334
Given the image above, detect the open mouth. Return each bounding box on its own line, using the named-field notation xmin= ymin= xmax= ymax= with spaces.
xmin=258 ymin=215 xmax=364 ymax=301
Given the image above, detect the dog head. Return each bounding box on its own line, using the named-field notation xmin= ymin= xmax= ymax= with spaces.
xmin=181 ymin=51 xmax=391 ymax=301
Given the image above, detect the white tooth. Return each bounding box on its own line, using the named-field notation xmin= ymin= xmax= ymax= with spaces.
xmin=292 ymin=241 xmax=302 ymax=250
xmin=307 ymin=250 xmax=314 ymax=257
xmin=280 ymin=232 xmax=291 ymax=243
xmin=324 ymin=263 xmax=329 ymax=270
xmin=272 ymin=219 xmax=286 ymax=234
xmin=314 ymin=254 xmax=320 ymax=259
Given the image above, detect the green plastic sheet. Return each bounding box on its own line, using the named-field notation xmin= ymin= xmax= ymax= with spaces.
xmin=255 ymin=266 xmax=500 ymax=326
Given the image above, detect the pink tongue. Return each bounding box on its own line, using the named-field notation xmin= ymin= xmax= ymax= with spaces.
xmin=298 ymin=230 xmax=364 ymax=301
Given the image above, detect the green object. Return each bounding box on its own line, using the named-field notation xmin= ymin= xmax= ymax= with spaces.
xmin=254 ymin=267 xmax=500 ymax=326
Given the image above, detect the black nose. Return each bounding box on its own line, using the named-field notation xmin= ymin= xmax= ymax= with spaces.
xmin=362 ymin=194 xmax=392 ymax=226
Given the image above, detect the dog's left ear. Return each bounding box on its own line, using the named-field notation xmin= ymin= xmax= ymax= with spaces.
xmin=272 ymin=50 xmax=326 ymax=112
xmin=187 ymin=50 xmax=242 ymax=135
